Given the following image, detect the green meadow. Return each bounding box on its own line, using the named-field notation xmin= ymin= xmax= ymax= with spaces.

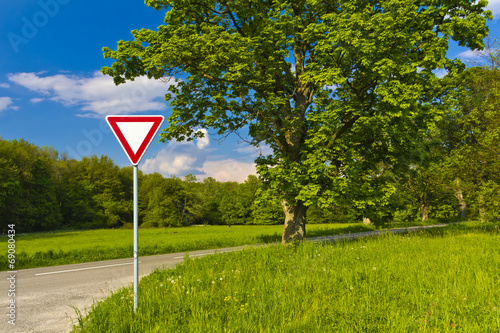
xmin=74 ymin=222 xmax=500 ymax=332
xmin=0 ymin=223 xmax=376 ymax=270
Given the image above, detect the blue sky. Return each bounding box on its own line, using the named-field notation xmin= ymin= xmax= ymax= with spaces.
xmin=1 ymin=1 xmax=499 ymax=182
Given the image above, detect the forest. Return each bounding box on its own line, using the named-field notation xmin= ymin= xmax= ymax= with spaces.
xmin=1 ymin=48 xmax=499 ymax=234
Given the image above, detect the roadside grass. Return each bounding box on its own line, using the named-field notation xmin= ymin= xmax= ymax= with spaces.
xmin=73 ymin=222 xmax=500 ymax=332
xmin=0 ymin=223 xmax=377 ymax=270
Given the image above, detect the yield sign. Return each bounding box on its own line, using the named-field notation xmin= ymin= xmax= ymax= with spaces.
xmin=106 ymin=115 xmax=165 ymax=165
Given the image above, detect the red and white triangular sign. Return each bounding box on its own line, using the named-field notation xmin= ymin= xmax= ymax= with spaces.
xmin=106 ymin=115 xmax=165 ymax=165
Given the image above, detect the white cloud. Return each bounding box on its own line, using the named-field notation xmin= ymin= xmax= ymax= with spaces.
xmin=458 ymin=49 xmax=480 ymax=59
xmin=141 ymin=129 xmax=257 ymax=182
xmin=141 ymin=131 xmax=211 ymax=176
xmin=0 ymin=83 xmax=10 ymax=88
xmin=8 ymin=71 xmax=172 ymax=117
xmin=487 ymin=0 xmax=500 ymax=16
xmin=30 ymin=98 xmax=44 ymax=103
xmin=235 ymin=144 xmax=273 ymax=157
xmin=458 ymin=47 xmax=499 ymax=67
xmin=196 ymin=159 xmax=257 ymax=183
xmin=142 ymin=149 xmax=198 ymax=176
xmin=434 ymin=69 xmax=448 ymax=78
xmin=196 ymin=129 xmax=210 ymax=149
xmin=0 ymin=97 xmax=17 ymax=112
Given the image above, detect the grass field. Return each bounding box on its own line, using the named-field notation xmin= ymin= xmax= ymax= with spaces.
xmin=73 ymin=222 xmax=500 ymax=332
xmin=0 ymin=223 xmax=378 ymax=270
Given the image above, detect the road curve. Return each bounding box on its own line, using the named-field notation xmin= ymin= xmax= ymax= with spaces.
xmin=1 ymin=224 xmax=448 ymax=333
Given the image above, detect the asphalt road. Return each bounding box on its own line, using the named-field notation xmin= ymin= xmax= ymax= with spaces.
xmin=1 ymin=224 xmax=448 ymax=333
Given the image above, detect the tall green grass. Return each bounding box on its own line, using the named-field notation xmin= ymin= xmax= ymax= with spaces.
xmin=0 ymin=223 xmax=374 ymax=270
xmin=74 ymin=223 xmax=500 ymax=332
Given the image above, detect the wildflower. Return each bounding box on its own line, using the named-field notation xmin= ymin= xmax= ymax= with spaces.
xmin=373 ymin=267 xmax=377 ymax=271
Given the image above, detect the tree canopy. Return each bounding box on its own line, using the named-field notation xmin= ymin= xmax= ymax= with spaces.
xmin=102 ymin=0 xmax=491 ymax=243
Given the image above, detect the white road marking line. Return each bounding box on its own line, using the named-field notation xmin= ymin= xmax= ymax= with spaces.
xmin=36 ymin=248 xmax=242 ymax=275
xmin=173 ymin=250 xmax=235 ymax=259
xmin=35 ymin=262 xmax=137 ymax=276
xmin=173 ymin=253 xmax=210 ymax=259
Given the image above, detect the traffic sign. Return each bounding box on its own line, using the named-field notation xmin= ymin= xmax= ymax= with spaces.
xmin=106 ymin=115 xmax=164 ymax=165
xmin=106 ymin=114 xmax=165 ymax=313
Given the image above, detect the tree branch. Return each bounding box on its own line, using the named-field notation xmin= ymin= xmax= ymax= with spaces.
xmin=326 ymin=114 xmax=361 ymax=150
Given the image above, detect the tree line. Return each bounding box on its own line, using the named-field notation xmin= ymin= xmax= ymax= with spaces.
xmin=0 ymin=141 xmax=341 ymax=234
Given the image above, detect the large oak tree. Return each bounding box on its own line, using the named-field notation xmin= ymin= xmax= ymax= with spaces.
xmin=102 ymin=0 xmax=490 ymax=243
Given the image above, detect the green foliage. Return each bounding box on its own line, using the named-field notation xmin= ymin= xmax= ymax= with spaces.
xmin=26 ymin=158 xmax=62 ymax=231
xmin=197 ymin=177 xmax=230 ymax=225
xmin=102 ymin=0 xmax=491 ymax=242
xmin=220 ymin=175 xmax=260 ymax=225
xmin=422 ymin=42 xmax=500 ymax=222
xmin=0 ymin=139 xmax=134 ymax=232
xmin=0 ymin=140 xmax=62 ymax=233
xmin=141 ymin=174 xmax=186 ymax=227
xmin=58 ymin=155 xmax=133 ymax=230
xmin=250 ymin=188 xmax=283 ymax=225
xmin=307 ymin=205 xmax=360 ymax=224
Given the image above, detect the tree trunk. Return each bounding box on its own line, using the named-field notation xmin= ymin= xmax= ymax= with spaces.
xmin=420 ymin=193 xmax=431 ymax=222
xmin=454 ymin=179 xmax=467 ymax=220
xmin=281 ymin=200 xmax=307 ymax=244
xmin=421 ymin=203 xmax=429 ymax=222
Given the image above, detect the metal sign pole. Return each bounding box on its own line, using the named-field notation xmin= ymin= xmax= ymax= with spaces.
xmin=106 ymin=115 xmax=164 ymax=314
xmin=133 ymin=164 xmax=139 ymax=313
